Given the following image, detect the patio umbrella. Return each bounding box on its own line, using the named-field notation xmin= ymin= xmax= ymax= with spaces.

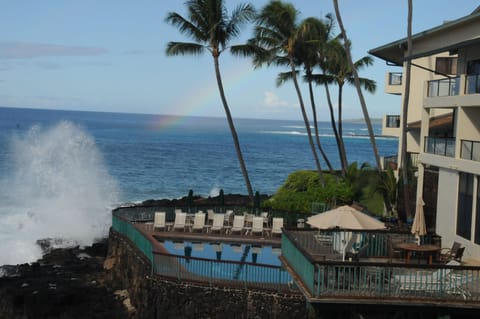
xmin=411 ymin=198 xmax=427 ymax=246
xmin=306 ymin=205 xmax=386 ymax=230
xmin=306 ymin=205 xmax=386 ymax=260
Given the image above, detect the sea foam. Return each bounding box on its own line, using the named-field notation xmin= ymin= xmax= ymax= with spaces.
xmin=0 ymin=121 xmax=119 ymax=266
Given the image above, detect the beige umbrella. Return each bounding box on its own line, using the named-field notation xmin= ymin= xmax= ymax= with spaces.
xmin=411 ymin=198 xmax=427 ymax=245
xmin=306 ymin=205 xmax=386 ymax=230
xmin=307 ymin=205 xmax=385 ymax=260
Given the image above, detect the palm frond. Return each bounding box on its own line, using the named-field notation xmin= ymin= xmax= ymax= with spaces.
xmin=166 ymin=42 xmax=205 ymax=56
xmin=165 ymin=12 xmax=206 ymax=43
xmin=276 ymin=71 xmax=296 ymax=87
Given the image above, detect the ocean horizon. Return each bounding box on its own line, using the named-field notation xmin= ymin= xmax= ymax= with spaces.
xmin=0 ymin=106 xmax=398 ymax=265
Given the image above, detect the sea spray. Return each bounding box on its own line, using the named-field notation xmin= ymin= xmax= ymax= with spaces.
xmin=0 ymin=121 xmax=119 ymax=266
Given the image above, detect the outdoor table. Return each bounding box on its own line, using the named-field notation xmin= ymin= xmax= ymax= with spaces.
xmin=395 ymin=243 xmax=441 ymax=265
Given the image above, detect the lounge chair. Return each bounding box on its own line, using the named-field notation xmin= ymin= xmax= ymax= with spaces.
xmin=172 ymin=212 xmax=186 ymax=232
xmin=153 ymin=211 xmax=166 ymax=231
xmin=207 ymin=209 xmax=215 ymax=225
xmin=210 ymin=214 xmax=225 ymax=233
xmin=261 ymin=211 xmax=269 ymax=227
xmin=231 ymin=215 xmax=245 ymax=235
xmin=224 ymin=210 xmax=234 ymax=226
xmin=271 ymin=218 xmax=284 ymax=237
xmin=251 ymin=216 xmax=264 ymax=236
xmin=191 ymin=212 xmax=206 ymax=232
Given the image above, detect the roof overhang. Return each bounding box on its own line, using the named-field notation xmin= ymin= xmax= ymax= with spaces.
xmin=369 ymin=10 xmax=480 ymax=65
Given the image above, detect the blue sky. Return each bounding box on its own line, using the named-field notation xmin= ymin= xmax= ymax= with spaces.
xmin=0 ymin=1 xmax=478 ymax=120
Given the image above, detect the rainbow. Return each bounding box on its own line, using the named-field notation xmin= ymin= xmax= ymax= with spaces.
xmin=148 ymin=60 xmax=255 ymax=131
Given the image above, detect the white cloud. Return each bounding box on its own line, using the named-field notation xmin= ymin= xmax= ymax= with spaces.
xmin=0 ymin=42 xmax=107 ymax=59
xmin=262 ymin=91 xmax=289 ymax=108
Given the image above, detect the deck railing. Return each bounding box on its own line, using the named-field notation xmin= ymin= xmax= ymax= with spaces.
xmin=152 ymin=252 xmax=292 ymax=292
xmin=282 ymin=229 xmax=479 ymax=304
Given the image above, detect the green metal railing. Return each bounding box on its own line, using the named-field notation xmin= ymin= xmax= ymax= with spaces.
xmin=152 ymin=252 xmax=292 ymax=292
xmin=282 ymin=229 xmax=480 ymax=304
xmin=112 ymin=206 xmax=295 ymax=292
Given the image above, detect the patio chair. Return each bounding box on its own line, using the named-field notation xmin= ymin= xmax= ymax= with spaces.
xmin=191 ymin=212 xmax=206 ymax=232
xmin=210 ymin=214 xmax=225 ymax=233
xmin=251 ymin=216 xmax=264 ymax=236
xmin=261 ymin=211 xmax=269 ymax=227
xmin=271 ymin=218 xmax=284 ymax=237
xmin=439 ymin=241 xmax=463 ymax=262
xmin=153 ymin=211 xmax=166 ymax=231
xmin=231 ymin=215 xmax=245 ymax=235
xmin=171 ymin=212 xmax=186 ymax=232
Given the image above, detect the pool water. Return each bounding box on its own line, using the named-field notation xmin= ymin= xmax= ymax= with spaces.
xmin=159 ymin=240 xmax=282 ymax=266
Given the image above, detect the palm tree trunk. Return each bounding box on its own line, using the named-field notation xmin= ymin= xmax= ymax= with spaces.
xmin=290 ymin=57 xmax=325 ymax=186
xmin=333 ymin=0 xmax=382 ymax=171
xmin=337 ymin=84 xmax=349 ymax=170
xmin=213 ymin=56 xmax=254 ymax=201
xmin=399 ymin=0 xmax=413 ymax=221
xmin=307 ymin=76 xmax=334 ymax=173
xmin=324 ymin=81 xmax=347 ymax=176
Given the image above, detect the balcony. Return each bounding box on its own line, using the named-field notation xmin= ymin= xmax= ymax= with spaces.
xmin=461 ymin=139 xmax=480 ymax=161
xmin=466 ymin=74 xmax=480 ymax=94
xmin=424 ymin=136 xmax=455 ymax=157
xmin=385 ymin=72 xmax=403 ymax=95
xmin=427 ymin=76 xmax=460 ymax=97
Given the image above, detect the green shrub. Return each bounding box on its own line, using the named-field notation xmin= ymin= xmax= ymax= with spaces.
xmin=263 ymin=170 xmax=354 ymax=213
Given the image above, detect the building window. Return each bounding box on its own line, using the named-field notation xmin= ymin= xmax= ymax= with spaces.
xmin=436 ymin=57 xmax=457 ymax=75
xmin=388 ymin=72 xmax=402 ymax=85
xmin=457 ymin=172 xmax=473 ymax=240
xmin=386 ymin=115 xmax=400 ymax=128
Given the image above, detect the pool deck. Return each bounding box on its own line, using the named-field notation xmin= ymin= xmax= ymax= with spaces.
xmin=133 ymin=222 xmax=282 ymax=249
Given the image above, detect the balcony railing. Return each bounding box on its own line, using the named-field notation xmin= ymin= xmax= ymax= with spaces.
xmin=388 ymin=72 xmax=403 ymax=85
xmin=386 ymin=115 xmax=400 ymax=128
xmin=466 ymin=74 xmax=480 ymax=94
xmin=424 ymin=136 xmax=455 ymax=157
xmin=427 ymin=76 xmax=460 ymax=97
xmin=461 ymin=139 xmax=480 ymax=162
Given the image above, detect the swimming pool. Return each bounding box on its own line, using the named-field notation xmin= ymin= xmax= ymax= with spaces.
xmin=159 ymin=240 xmax=282 ymax=265
xmin=153 ymin=240 xmax=290 ymax=285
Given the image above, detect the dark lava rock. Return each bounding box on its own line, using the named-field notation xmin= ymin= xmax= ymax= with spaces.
xmin=0 ymin=239 xmax=129 ymax=319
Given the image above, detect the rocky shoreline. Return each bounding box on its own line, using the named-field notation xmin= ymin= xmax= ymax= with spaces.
xmin=0 ymin=239 xmax=131 ymax=319
xmin=0 ymin=194 xmax=261 ymax=319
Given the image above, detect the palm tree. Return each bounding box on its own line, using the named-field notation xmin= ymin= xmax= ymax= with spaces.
xmin=399 ymin=0 xmax=413 ymax=221
xmin=322 ymin=38 xmax=377 ymax=172
xmin=276 ymin=16 xmax=335 ymax=173
xmin=165 ymin=0 xmax=256 ymax=201
xmin=240 ymin=0 xmax=326 ymax=185
xmin=332 ymin=0 xmax=382 ymax=171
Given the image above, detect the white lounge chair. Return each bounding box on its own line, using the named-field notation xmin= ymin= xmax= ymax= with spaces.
xmin=211 ymin=214 xmax=224 ymax=233
xmin=153 ymin=211 xmax=167 ymax=231
xmin=251 ymin=216 xmax=264 ymax=236
xmin=172 ymin=212 xmax=186 ymax=232
xmin=231 ymin=215 xmax=245 ymax=235
xmin=224 ymin=210 xmax=234 ymax=226
xmin=207 ymin=209 xmax=215 ymax=225
xmin=271 ymin=217 xmax=284 ymax=237
xmin=191 ymin=212 xmax=206 ymax=232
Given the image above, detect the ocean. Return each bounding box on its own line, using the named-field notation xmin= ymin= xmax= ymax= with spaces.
xmin=0 ymin=106 xmax=398 ymax=265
